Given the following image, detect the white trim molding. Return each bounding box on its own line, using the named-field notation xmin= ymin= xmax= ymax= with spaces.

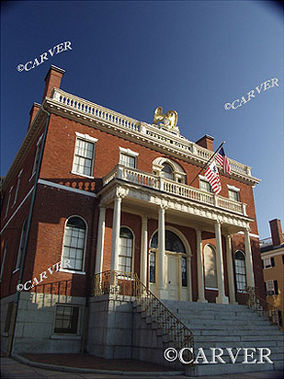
xmin=75 ymin=131 xmax=98 ymax=143
xmin=227 ymin=184 xmax=240 ymax=192
xmin=119 ymin=147 xmax=139 ymax=157
xmin=38 ymin=179 xmax=96 ymax=197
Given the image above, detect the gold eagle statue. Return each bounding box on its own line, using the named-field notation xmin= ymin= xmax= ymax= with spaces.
xmin=153 ymin=106 xmax=178 ymax=132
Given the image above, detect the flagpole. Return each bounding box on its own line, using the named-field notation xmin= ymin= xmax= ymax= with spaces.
xmin=188 ymin=141 xmax=225 ymax=187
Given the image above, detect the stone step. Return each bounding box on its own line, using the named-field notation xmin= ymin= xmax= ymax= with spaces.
xmin=162 ymin=300 xmax=250 ymax=312
xmin=185 ymin=360 xmax=282 ymax=376
xmin=195 ymin=334 xmax=283 ymax=343
xmin=174 ymin=311 xmax=262 ymax=321
xmin=194 ymin=340 xmax=284 ymax=349
xmin=190 ymin=328 xmax=282 ymax=336
xmin=183 ymin=318 xmax=275 ymax=328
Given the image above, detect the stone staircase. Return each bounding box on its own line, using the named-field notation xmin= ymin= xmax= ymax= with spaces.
xmin=162 ymin=300 xmax=284 ymax=376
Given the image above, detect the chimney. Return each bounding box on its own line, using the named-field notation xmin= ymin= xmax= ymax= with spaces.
xmin=27 ymin=102 xmax=41 ymax=131
xmin=195 ymin=134 xmax=214 ymax=151
xmin=269 ymin=219 xmax=284 ymax=246
xmin=42 ymin=65 xmax=65 ymax=102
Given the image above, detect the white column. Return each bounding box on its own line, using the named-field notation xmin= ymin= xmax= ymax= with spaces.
xmin=95 ymin=205 xmax=106 ymax=274
xmin=215 ymin=221 xmax=229 ymax=304
xmin=110 ymin=195 xmax=122 ymax=271
xmin=225 ymin=235 xmax=237 ymax=304
xmin=140 ymin=215 xmax=148 ymax=285
xmin=196 ymin=229 xmax=207 ymax=303
xmin=244 ymin=228 xmax=255 ymax=287
xmin=158 ymin=205 xmax=166 ymax=294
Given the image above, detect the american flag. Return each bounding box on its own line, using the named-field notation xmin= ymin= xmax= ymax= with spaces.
xmin=204 ymin=160 xmax=221 ymax=194
xmin=216 ymin=147 xmax=232 ymax=175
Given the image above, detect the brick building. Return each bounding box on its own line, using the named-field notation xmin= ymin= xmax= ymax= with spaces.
xmin=260 ymin=219 xmax=284 ymax=328
xmin=1 ymin=66 xmax=282 ymax=374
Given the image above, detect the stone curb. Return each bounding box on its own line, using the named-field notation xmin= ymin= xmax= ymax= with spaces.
xmin=13 ymin=354 xmax=185 ymax=377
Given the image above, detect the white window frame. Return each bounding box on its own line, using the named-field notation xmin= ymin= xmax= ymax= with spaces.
xmin=118 ymin=226 xmax=135 ymax=273
xmin=60 ymin=215 xmax=87 ymax=274
xmin=12 ymin=169 xmax=23 ymax=207
xmin=4 ymin=187 xmax=13 ymax=219
xmin=14 ymin=219 xmax=27 ymax=272
xmin=0 ymin=241 xmax=8 ymax=282
xmin=234 ymin=250 xmax=247 ymax=292
xmin=265 ymin=280 xmax=277 ymax=296
xmin=119 ymin=147 xmax=139 ymax=168
xmin=199 ymin=175 xmax=213 ymax=193
xmin=71 ymin=132 xmax=98 ymax=179
xmin=227 ymin=185 xmax=241 ymax=202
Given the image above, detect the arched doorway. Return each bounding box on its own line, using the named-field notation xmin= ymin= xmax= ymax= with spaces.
xmin=149 ymin=229 xmax=191 ymax=300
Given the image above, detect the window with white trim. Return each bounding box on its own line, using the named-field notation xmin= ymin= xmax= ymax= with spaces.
xmin=118 ymin=227 xmax=133 ymax=272
xmin=204 ymin=245 xmax=218 ymax=289
xmin=54 ymin=305 xmax=80 ymax=334
xmin=32 ymin=135 xmax=43 ymax=176
xmin=161 ymin=163 xmax=174 ymax=180
xmin=13 ymin=170 xmax=23 ymax=206
xmin=0 ymin=241 xmax=8 ymax=282
xmin=119 ymin=147 xmax=138 ymax=168
xmin=4 ymin=187 xmax=13 ymax=219
xmin=265 ymin=280 xmax=278 ymax=296
xmin=228 ymin=188 xmax=240 ymax=202
xmin=72 ymin=137 xmax=96 ymax=177
xmin=181 ymin=256 xmax=187 ymax=287
xmin=263 ymin=257 xmax=275 ymax=268
xmin=200 ymin=178 xmax=213 ymax=193
xmin=61 ymin=216 xmax=87 ymax=271
xmin=15 ymin=219 xmax=27 ymax=270
xmin=234 ymin=250 xmax=247 ymax=292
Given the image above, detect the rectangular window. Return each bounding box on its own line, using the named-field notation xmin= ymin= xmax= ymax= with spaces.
xmin=181 ymin=257 xmax=187 ymax=287
xmin=0 ymin=241 xmax=8 ymax=282
xmin=120 ymin=153 xmax=136 ymax=168
xmin=200 ymin=179 xmax=212 ymax=193
xmin=4 ymin=187 xmax=13 ymax=219
xmin=265 ymin=280 xmax=278 ymax=295
xmin=32 ymin=135 xmax=43 ymax=176
xmin=4 ymin=302 xmax=14 ymax=333
xmin=54 ymin=305 xmax=79 ymax=334
xmin=263 ymin=257 xmax=275 ymax=268
xmin=149 ymin=251 xmax=156 ymax=283
xmin=228 ymin=189 xmax=240 ymax=202
xmin=13 ymin=170 xmax=23 ymax=207
xmin=72 ymin=138 xmax=95 ymax=177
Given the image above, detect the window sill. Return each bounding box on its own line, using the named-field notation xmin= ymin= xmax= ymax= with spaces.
xmin=50 ymin=334 xmax=81 ymax=340
xmin=205 ymin=287 xmax=218 ymax=291
xmin=59 ymin=268 xmax=86 ymax=275
xmin=70 ymin=171 xmax=94 ymax=179
xmin=12 ymin=268 xmax=20 ymax=274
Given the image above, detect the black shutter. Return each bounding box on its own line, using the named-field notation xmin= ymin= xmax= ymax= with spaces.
xmin=274 ymin=280 xmax=278 ymax=295
xmin=271 ymin=257 xmax=275 ymax=267
xmin=261 ymin=260 xmax=264 ymax=269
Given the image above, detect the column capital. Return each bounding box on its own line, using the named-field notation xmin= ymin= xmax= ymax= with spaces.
xmin=115 ymin=186 xmax=128 ymax=199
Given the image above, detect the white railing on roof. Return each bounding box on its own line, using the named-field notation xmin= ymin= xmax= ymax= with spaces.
xmin=51 ymin=88 xmax=253 ymax=178
xmin=103 ymin=165 xmax=246 ymax=216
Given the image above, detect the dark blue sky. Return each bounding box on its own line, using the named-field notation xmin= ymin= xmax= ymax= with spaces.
xmin=1 ymin=1 xmax=283 ymax=238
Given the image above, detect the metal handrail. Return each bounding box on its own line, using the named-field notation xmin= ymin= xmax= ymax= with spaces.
xmin=246 ymin=286 xmax=282 ymax=328
xmin=93 ymin=270 xmax=194 ymax=354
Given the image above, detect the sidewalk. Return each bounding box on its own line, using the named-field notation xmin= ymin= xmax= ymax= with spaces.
xmin=1 ymin=354 xmax=283 ymax=379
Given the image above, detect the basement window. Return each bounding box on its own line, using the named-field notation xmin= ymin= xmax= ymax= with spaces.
xmin=54 ymin=305 xmax=79 ymax=334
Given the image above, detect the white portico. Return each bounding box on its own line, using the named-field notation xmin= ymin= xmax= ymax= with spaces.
xmin=95 ymin=164 xmax=256 ymax=304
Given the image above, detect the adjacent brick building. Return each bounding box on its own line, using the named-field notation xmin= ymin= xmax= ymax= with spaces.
xmin=1 ymin=65 xmax=265 ymax=358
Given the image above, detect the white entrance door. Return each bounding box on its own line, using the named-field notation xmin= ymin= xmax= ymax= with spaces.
xmin=167 ymin=255 xmax=179 ymax=299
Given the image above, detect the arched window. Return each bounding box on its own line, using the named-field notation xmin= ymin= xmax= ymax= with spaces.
xmin=62 ymin=216 xmax=87 ymax=271
xmin=161 ymin=163 xmax=174 ymax=180
xmin=118 ymin=227 xmax=133 ymax=272
xmin=234 ymin=250 xmax=247 ymax=292
xmin=150 ymin=230 xmax=186 ymax=253
xmin=15 ymin=219 xmax=27 ymax=270
xmin=204 ymin=245 xmax=218 ymax=289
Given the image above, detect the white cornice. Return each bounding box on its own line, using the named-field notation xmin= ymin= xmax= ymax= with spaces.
xmin=45 ymin=89 xmax=261 ymax=187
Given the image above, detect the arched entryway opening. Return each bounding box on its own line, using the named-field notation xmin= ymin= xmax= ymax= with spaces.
xmin=149 ymin=228 xmax=192 ymax=301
